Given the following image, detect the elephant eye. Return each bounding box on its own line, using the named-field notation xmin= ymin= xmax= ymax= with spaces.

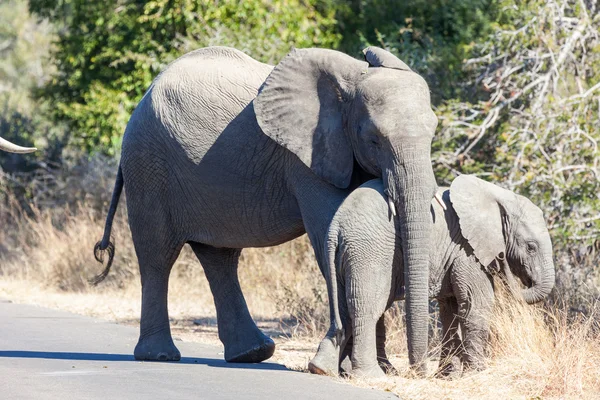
xmin=526 ymin=241 xmax=538 ymax=254
xmin=369 ymin=136 xmax=381 ymax=147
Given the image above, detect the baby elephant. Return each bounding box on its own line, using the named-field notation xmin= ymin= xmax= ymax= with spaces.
xmin=309 ymin=175 xmax=555 ymax=378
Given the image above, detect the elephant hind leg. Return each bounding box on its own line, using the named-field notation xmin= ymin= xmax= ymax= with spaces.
xmin=131 ymin=225 xmax=184 ymax=361
xmin=189 ymin=242 xmax=274 ymax=363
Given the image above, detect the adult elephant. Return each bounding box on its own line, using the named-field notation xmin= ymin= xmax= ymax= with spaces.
xmin=0 ymin=137 xmax=36 ymax=153
xmin=94 ymin=46 xmax=439 ymax=371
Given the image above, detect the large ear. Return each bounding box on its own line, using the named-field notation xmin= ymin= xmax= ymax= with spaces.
xmin=363 ymin=46 xmax=412 ymax=71
xmin=254 ymin=48 xmax=368 ymax=189
xmin=450 ymin=175 xmax=517 ymax=267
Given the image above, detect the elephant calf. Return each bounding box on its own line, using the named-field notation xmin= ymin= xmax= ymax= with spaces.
xmin=309 ymin=175 xmax=555 ymax=378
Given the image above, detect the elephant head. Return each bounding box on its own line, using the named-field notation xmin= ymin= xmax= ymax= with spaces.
xmin=0 ymin=136 xmax=36 ymax=154
xmin=450 ymin=175 xmax=555 ymax=304
xmin=254 ymin=46 xmax=438 ymax=370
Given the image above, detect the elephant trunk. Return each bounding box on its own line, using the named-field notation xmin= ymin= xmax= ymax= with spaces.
xmin=0 ymin=136 xmax=36 ymax=154
xmin=522 ymin=257 xmax=555 ymax=304
xmin=499 ymin=253 xmax=555 ymax=304
xmin=386 ymin=138 xmax=435 ymax=373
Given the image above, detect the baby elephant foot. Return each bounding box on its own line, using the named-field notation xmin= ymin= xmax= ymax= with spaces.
xmin=308 ymin=337 xmax=339 ymax=376
xmin=378 ymin=357 xmax=398 ymax=375
xmin=351 ymin=364 xmax=386 ymax=379
xmin=134 ymin=331 xmax=181 ymax=361
xmin=462 ymin=359 xmax=487 ymax=375
xmin=435 ymin=356 xmax=462 ymax=379
xmin=225 ymin=332 xmax=275 ymax=363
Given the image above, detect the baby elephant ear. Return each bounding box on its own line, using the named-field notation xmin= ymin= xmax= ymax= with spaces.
xmin=449 ymin=175 xmax=513 ymax=268
xmin=362 ymin=47 xmax=412 ymax=71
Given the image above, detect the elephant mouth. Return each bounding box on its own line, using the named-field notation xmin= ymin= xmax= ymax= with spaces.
xmin=504 ymin=258 xmax=532 ymax=288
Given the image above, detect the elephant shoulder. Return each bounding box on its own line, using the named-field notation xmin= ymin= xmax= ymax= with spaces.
xmin=352 ymin=179 xmax=388 ymax=210
xmin=337 ymin=179 xmax=391 ymax=227
xmin=141 ymin=47 xmax=273 ymax=142
xmin=152 ymin=47 xmax=273 ymax=109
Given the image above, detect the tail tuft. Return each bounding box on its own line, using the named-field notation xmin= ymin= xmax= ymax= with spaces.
xmin=89 ymin=240 xmax=115 ymax=286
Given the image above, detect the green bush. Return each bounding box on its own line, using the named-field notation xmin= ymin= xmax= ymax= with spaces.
xmin=333 ymin=0 xmax=499 ymax=102
xmin=29 ymin=0 xmax=341 ymax=155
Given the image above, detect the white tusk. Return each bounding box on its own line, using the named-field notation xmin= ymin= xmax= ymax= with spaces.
xmin=434 ymin=193 xmax=447 ymax=211
xmin=0 ymin=136 xmax=36 ymax=154
xmin=388 ymin=197 xmax=397 ymax=217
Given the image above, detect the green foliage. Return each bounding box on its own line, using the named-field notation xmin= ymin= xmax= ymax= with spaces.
xmin=0 ymin=0 xmax=63 ymax=169
xmin=433 ymin=0 xmax=600 ymax=264
xmin=29 ymin=0 xmax=340 ymax=154
xmin=333 ymin=0 xmax=499 ymax=102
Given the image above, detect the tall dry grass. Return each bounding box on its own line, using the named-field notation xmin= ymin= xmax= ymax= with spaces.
xmin=0 ymin=161 xmax=328 ymax=327
xmin=1 ymin=157 xmax=599 ymax=398
xmin=342 ymin=285 xmax=600 ymax=399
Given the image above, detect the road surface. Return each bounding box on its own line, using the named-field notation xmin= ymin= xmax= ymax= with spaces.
xmin=0 ymin=300 xmax=396 ymax=399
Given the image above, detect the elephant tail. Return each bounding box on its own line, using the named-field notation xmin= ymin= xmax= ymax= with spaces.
xmin=325 ymin=222 xmax=344 ymax=345
xmin=89 ymin=164 xmax=123 ymax=286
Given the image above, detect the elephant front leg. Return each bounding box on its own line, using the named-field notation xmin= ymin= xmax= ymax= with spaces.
xmin=436 ymin=298 xmax=463 ymax=378
xmin=453 ymin=267 xmax=495 ymax=372
xmin=376 ymin=315 xmax=397 ymax=374
xmin=348 ymin=288 xmax=386 ymax=377
xmin=309 ymin=287 xmax=352 ymax=375
xmin=308 ymin=324 xmax=349 ymax=376
xmin=190 ymin=243 xmax=275 ymax=363
xmin=350 ymin=315 xmax=385 ymax=378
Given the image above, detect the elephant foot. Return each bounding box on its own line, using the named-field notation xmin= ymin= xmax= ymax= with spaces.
xmin=351 ymin=364 xmax=386 ymax=379
xmin=462 ymin=359 xmax=487 ymax=375
xmin=408 ymin=361 xmax=428 ymax=378
xmin=339 ymin=354 xmax=353 ymax=376
xmin=308 ymin=338 xmax=339 ymax=376
xmin=378 ymin=357 xmax=398 ymax=375
xmin=225 ymin=333 xmax=275 ymax=363
xmin=435 ymin=356 xmax=462 ymax=379
xmin=134 ymin=332 xmax=181 ymax=361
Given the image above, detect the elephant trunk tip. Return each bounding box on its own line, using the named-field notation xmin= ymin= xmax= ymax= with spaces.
xmin=89 ymin=240 xmax=115 ymax=286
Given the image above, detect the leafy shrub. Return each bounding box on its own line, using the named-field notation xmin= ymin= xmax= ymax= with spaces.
xmin=28 ymin=0 xmax=340 ymax=154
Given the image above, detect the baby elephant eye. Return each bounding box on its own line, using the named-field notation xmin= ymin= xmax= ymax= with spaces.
xmin=526 ymin=241 xmax=538 ymax=254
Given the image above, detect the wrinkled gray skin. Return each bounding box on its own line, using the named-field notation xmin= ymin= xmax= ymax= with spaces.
xmin=308 ymin=176 xmax=555 ymax=378
xmin=94 ymin=47 xmax=438 ymax=367
xmin=0 ymin=136 xmax=36 ymax=154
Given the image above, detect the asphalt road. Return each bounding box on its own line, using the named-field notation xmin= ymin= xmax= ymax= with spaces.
xmin=0 ymin=300 xmax=396 ymax=399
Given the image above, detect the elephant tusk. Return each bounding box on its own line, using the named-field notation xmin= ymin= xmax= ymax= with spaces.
xmin=388 ymin=196 xmax=397 ymax=217
xmin=434 ymin=193 xmax=447 ymax=211
xmin=0 ymin=136 xmax=36 ymax=154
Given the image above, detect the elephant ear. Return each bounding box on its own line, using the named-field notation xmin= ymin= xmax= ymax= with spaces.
xmin=363 ymin=46 xmax=412 ymax=71
xmin=450 ymin=175 xmax=517 ymax=267
xmin=254 ymin=48 xmax=369 ymax=189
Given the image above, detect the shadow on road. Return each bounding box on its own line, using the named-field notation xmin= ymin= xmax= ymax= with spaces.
xmin=0 ymin=351 xmax=291 ymax=371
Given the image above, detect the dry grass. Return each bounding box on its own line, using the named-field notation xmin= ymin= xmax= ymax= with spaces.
xmin=1 ymin=172 xmax=599 ymax=399
xmin=0 ymin=193 xmax=327 ymax=323
xmin=334 ymin=286 xmax=600 ymax=400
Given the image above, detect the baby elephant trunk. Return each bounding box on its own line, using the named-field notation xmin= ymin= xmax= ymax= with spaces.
xmin=521 ymin=258 xmax=555 ymax=304
xmin=498 ymin=253 xmax=555 ymax=304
